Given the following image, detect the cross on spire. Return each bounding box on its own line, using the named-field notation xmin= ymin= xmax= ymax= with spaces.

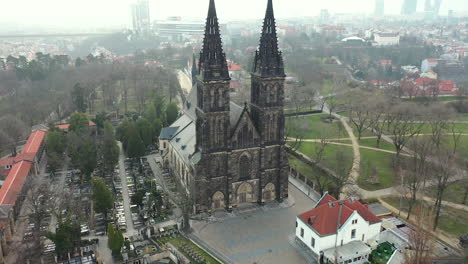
xmin=198 ymin=0 xmax=230 ymax=81
xmin=253 ymin=0 xmax=285 ymax=77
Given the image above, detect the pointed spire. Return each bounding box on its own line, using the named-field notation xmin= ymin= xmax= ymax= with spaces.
xmin=253 ymin=0 xmax=285 ymax=77
xmin=199 ymin=0 xmax=230 ymax=81
xmin=208 ymin=0 xmax=217 ymax=18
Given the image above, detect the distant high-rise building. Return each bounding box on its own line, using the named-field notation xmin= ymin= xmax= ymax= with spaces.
xmin=131 ymin=0 xmax=151 ymax=33
xmin=424 ymin=0 xmax=442 ymax=16
xmin=374 ymin=0 xmax=385 ymax=16
xmin=401 ymin=0 xmax=418 ymax=15
xmin=319 ymin=9 xmax=330 ymax=22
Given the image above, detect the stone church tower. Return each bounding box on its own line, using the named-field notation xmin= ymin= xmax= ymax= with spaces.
xmin=161 ymin=0 xmax=288 ymax=214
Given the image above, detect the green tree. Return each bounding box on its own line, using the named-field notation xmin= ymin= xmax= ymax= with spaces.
xmin=165 ymin=102 xmax=179 ymax=125
xmin=107 ymin=224 xmax=124 ymax=256
xmin=136 ymin=118 xmax=153 ymax=147
xmin=72 ymin=83 xmax=87 ymax=113
xmin=69 ymin=112 xmax=89 ymax=133
xmin=46 ymin=220 xmax=81 ymax=258
xmin=102 ymin=121 xmax=119 ymax=171
xmin=69 ymin=133 xmax=97 ymax=178
xmin=46 ymin=130 xmax=66 ymax=154
xmin=131 ymin=189 xmax=146 ymax=207
xmin=126 ymin=126 xmax=145 ymax=158
xmin=92 ymin=177 xmax=114 ymax=218
xmin=153 ymin=119 xmax=163 ymax=144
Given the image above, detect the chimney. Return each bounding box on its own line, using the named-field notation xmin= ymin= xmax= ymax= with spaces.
xmin=308 ymin=217 xmax=312 ymax=225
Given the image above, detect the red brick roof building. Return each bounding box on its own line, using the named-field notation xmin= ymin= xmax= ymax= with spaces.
xmin=295 ymin=193 xmax=382 ymax=263
xmin=0 ymin=128 xmax=47 ymax=261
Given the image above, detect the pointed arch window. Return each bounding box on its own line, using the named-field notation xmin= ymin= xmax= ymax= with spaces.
xmin=239 ymin=155 xmax=251 ymax=181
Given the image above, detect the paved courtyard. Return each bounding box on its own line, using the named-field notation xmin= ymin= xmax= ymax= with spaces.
xmin=191 ymin=182 xmax=318 ymax=264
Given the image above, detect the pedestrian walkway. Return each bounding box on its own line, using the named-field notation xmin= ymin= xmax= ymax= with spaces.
xmin=117 ymin=142 xmax=136 ymax=237
xmin=288 ymin=176 xmax=321 ymax=202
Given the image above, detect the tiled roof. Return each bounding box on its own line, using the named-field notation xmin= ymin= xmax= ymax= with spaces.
xmin=56 ymin=121 xmax=96 ymax=130
xmin=299 ymin=194 xmax=380 ymax=236
xmin=21 ymin=129 xmax=46 ymax=155
xmin=0 ymin=128 xmax=46 ymax=207
xmin=0 ymin=161 xmax=33 ymax=205
xmin=227 ymin=61 xmax=243 ymax=71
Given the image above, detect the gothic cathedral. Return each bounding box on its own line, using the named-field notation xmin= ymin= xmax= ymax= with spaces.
xmin=161 ymin=0 xmax=289 ymax=214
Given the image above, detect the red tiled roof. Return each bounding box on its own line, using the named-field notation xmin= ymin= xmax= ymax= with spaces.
xmin=0 ymin=153 xmax=36 ymax=167
xmin=415 ymin=77 xmax=436 ymax=86
xmin=427 ymin=58 xmax=439 ymax=63
xmin=21 ymin=130 xmax=46 ymax=155
xmin=227 ymin=61 xmax=243 ymax=72
xmin=0 ymin=161 xmax=32 ymax=205
xmin=298 ymin=194 xmax=380 ymax=236
xmin=55 ymin=121 xmax=96 ymax=130
xmin=379 ymin=59 xmax=392 ymax=64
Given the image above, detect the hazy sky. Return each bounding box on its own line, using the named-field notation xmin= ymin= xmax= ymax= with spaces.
xmin=1 ymin=0 xmax=467 ymax=29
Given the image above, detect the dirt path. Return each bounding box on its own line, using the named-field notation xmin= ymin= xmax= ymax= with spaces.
xmin=332 ymin=113 xmax=361 ymax=198
xmin=295 ymin=138 xmax=411 ymax=156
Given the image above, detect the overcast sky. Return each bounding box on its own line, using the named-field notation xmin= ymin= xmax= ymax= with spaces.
xmin=1 ymin=0 xmax=467 ymax=29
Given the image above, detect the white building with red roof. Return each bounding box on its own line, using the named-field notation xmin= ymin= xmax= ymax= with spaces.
xmin=295 ymin=193 xmax=382 ymax=264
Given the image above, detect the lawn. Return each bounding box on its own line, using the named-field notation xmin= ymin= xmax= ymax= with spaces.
xmin=359 ymin=149 xmax=398 ymax=191
xmin=158 ymin=235 xmax=221 ymax=264
xmin=292 ymin=142 xmax=353 ymax=173
xmin=288 ymin=155 xmax=315 ymax=178
xmin=382 ymin=197 xmax=468 ymax=237
xmin=287 ymin=114 xmax=348 ymax=139
xmin=425 ymin=179 xmax=468 ymax=205
xmin=357 ymin=138 xmax=396 ymax=152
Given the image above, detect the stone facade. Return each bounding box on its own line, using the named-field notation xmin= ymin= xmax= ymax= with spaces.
xmin=162 ymin=0 xmax=288 ymax=214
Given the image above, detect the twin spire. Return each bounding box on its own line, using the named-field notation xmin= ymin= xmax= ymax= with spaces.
xmin=254 ymin=0 xmax=285 ymax=77
xmin=196 ymin=0 xmax=284 ymax=82
xmin=198 ymin=0 xmax=230 ymax=81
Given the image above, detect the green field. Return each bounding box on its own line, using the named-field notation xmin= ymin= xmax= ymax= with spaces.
xmin=288 ymin=155 xmax=315 ymax=178
xmin=382 ymin=197 xmax=468 ymax=237
xmin=358 ymin=138 xmax=396 ymax=152
xmin=425 ymin=179 xmax=468 ymax=205
xmin=287 ymin=114 xmax=348 ymax=139
xmin=292 ymin=142 xmax=353 ymax=173
xmin=359 ymin=149 xmax=397 ymax=191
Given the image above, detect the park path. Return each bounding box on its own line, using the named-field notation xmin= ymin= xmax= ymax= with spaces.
xmin=291 ymin=138 xmax=410 ymax=156
xmin=331 ymin=113 xmax=361 ymax=199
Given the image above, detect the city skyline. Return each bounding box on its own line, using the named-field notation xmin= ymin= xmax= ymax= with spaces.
xmin=1 ymin=0 xmax=467 ymax=30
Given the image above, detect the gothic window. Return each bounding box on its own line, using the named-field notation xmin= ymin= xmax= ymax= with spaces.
xmin=239 ymin=155 xmax=250 ymax=181
xmin=218 ymin=88 xmax=223 ymax=108
xmin=217 ymin=119 xmax=223 ymax=145
xmin=211 ymin=88 xmax=215 ymax=109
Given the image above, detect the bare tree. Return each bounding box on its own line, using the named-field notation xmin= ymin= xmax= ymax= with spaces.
xmin=368 ymin=96 xmax=389 ymax=148
xmin=345 ymin=89 xmax=373 ymax=140
xmin=431 ymin=147 xmax=458 ymax=231
xmin=404 ymin=205 xmax=435 ymax=264
xmin=400 ymin=137 xmax=432 ymax=219
xmin=333 ymin=147 xmax=353 ymax=198
xmin=0 ymin=114 xmax=28 ymax=156
xmin=427 ymin=104 xmax=454 ymax=149
xmin=385 ymin=102 xmax=425 ymax=158
xmin=311 ymin=136 xmax=332 ymax=196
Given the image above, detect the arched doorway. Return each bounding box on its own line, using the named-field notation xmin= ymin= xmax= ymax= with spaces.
xmin=263 ymin=183 xmax=276 ymax=202
xmin=212 ymin=191 xmax=225 ymax=210
xmin=237 ymin=182 xmax=254 ymax=204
